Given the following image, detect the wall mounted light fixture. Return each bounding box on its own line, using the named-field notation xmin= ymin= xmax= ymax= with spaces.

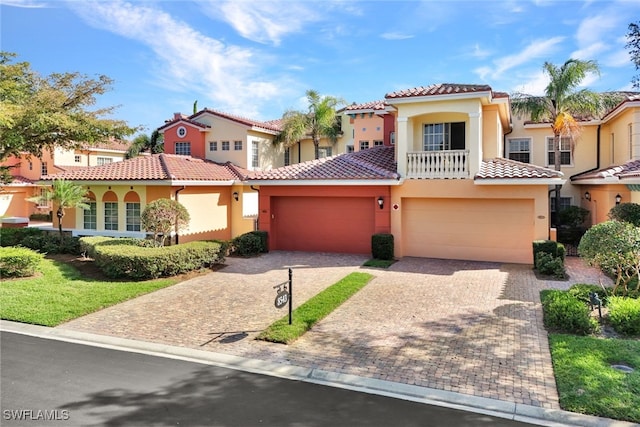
xmin=377 ymin=196 xmax=384 ymax=209
xmin=233 ymin=191 xmax=239 ymax=201
xmin=615 ymin=194 xmax=622 ymax=205
xmin=584 ymin=191 xmax=591 ymax=201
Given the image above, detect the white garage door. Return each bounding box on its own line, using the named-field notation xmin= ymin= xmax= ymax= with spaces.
xmin=402 ymin=198 xmax=535 ymax=263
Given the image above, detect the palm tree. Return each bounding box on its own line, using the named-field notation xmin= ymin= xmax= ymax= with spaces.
xmin=29 ymin=179 xmax=90 ymax=242
xmin=126 ymin=129 xmax=164 ymax=159
xmin=511 ymin=59 xmax=622 ymax=225
xmin=275 ymin=90 xmax=344 ymax=160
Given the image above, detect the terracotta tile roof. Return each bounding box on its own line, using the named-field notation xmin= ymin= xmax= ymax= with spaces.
xmin=476 ymin=158 xmax=563 ymax=180
xmin=157 ymin=116 xmax=210 ymax=131
xmin=41 ymin=154 xmax=247 ymax=182
xmin=343 ymin=100 xmax=387 ymax=111
xmin=249 ymin=146 xmax=399 ymax=181
xmin=571 ymin=159 xmax=640 ymax=181
xmin=193 ymin=109 xmax=282 ymax=133
xmin=3 ymin=175 xmax=34 ymax=185
xmin=385 ymin=83 xmax=493 ymax=99
xmin=80 ymin=139 xmax=131 ymax=152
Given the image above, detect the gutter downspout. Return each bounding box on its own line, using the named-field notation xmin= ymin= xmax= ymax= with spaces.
xmin=250 ymin=185 xmax=260 ymax=231
xmin=174 ymin=185 xmax=186 ymax=244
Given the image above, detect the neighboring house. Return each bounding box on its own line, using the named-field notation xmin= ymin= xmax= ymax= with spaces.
xmin=41 ymin=153 xmax=255 ymax=242
xmin=0 ymin=140 xmax=129 ymax=219
xmin=342 ymin=100 xmax=395 ymax=152
xmin=250 ymin=84 xmax=565 ymax=264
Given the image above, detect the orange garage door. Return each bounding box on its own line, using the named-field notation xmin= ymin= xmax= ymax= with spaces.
xmin=402 ymin=198 xmax=534 ymax=263
xmin=272 ymin=196 xmax=374 ymax=254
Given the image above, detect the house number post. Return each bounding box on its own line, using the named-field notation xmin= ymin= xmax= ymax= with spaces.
xmin=273 ymin=268 xmax=293 ymax=325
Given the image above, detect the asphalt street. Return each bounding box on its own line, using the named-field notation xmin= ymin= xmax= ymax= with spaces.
xmin=0 ymin=331 xmax=537 ymax=427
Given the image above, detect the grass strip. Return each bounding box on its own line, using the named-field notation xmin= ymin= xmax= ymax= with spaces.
xmin=549 ymin=333 xmax=640 ymax=423
xmin=0 ymin=258 xmax=179 ymax=326
xmin=257 ymin=272 xmax=374 ymax=344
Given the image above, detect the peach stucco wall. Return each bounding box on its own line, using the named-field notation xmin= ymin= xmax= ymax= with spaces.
xmin=579 ymin=184 xmax=632 ymax=226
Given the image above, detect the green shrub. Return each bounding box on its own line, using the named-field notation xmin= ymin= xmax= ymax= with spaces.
xmin=0 ymin=246 xmax=44 ymax=278
xmin=249 ymin=230 xmax=268 ymax=253
xmin=535 ymin=252 xmax=567 ymax=279
xmin=0 ymin=227 xmax=44 ymax=247
xmin=608 ymin=296 xmax=640 ymax=336
xmin=372 ymin=233 xmax=394 ymax=260
xmin=533 ymin=239 xmax=558 ymax=259
xmin=29 ymin=212 xmax=52 ymax=222
xmin=20 ymin=234 xmax=81 ymax=255
xmin=92 ymin=239 xmax=227 ymax=280
xmin=231 ymin=232 xmax=263 ymax=257
xmin=541 ymin=289 xmax=598 ymax=335
xmin=568 ymin=283 xmax=610 ymax=305
xmin=608 ymin=202 xmax=640 ymax=227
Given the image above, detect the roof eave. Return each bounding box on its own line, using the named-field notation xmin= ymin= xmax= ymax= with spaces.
xmin=474 ymin=178 xmax=566 ymax=186
xmin=245 ymin=179 xmax=402 ymax=186
xmin=385 ymin=90 xmax=493 ymax=105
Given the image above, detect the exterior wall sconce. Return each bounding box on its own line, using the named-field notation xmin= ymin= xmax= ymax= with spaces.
xmin=584 ymin=191 xmax=591 ymax=201
xmin=233 ymin=191 xmax=239 ymax=201
xmin=615 ymin=194 xmax=622 ymax=205
xmin=377 ymin=196 xmax=384 ymax=209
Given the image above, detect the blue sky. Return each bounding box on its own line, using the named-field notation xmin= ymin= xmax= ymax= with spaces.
xmin=1 ymin=0 xmax=639 ymax=137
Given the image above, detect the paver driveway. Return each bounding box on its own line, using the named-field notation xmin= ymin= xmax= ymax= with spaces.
xmin=59 ymin=252 xmax=612 ymax=410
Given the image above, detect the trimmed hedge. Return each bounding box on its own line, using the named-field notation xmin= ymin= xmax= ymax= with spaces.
xmin=608 ymin=297 xmax=640 ymax=336
xmin=0 ymin=246 xmax=44 ymax=278
xmin=541 ymin=289 xmax=598 ymax=335
xmin=231 ymin=232 xmax=263 ymax=256
xmin=0 ymin=227 xmax=44 ymax=247
xmin=0 ymin=227 xmax=80 ymax=255
xmin=372 ymin=233 xmax=394 ymax=260
xmin=79 ymin=236 xmax=228 ymax=280
xmin=568 ymin=283 xmax=610 ymax=306
xmin=532 ymin=239 xmax=566 ymax=279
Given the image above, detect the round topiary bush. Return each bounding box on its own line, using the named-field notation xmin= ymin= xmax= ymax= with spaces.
xmin=541 ymin=289 xmax=599 ymax=335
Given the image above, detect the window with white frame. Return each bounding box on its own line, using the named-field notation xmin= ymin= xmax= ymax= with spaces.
xmin=359 ymin=140 xmax=369 ymax=150
xmin=84 ymin=201 xmax=97 ymax=230
xmin=423 ymin=122 xmax=465 ymax=151
xmin=318 ymin=147 xmax=332 ymax=158
xmin=36 ymin=186 xmax=51 ymax=208
xmin=126 ymin=202 xmax=141 ymax=231
xmin=41 ymin=162 xmax=48 ymax=176
xmin=284 ymin=147 xmax=290 ymax=166
xmin=74 ymin=155 xmax=81 ymax=163
xmin=174 ymin=142 xmax=191 ymax=156
xmin=550 ymin=197 xmax=572 ymax=213
xmin=97 ymin=157 xmax=113 ymax=166
xmin=234 ymin=140 xmax=243 ymax=150
xmin=374 ymin=140 xmax=384 ymax=146
xmin=209 ymin=141 xmax=217 ymax=151
xmin=104 ymin=202 xmax=118 ymax=230
xmin=507 ymin=138 xmax=531 ymax=163
xmin=251 ymin=141 xmax=259 ymax=168
xmin=546 ymin=136 xmax=572 ymax=166
xmin=222 ymin=141 xmax=230 ymax=151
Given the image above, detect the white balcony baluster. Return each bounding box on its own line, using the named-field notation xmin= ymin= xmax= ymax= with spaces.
xmin=406 ymin=150 xmax=469 ymax=179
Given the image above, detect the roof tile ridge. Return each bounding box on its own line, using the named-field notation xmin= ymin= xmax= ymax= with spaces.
xmin=157 ymin=153 xmax=174 ymax=180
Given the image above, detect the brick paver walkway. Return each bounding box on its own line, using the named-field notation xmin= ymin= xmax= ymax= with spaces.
xmin=58 ymin=252 xmax=612 ymax=410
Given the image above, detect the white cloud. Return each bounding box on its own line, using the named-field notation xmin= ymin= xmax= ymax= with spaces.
xmin=196 ymin=0 xmax=321 ymax=46
xmin=380 ymin=32 xmax=414 ymax=41
xmin=474 ymin=36 xmax=565 ymax=80
xmin=571 ymin=42 xmax=607 ymax=61
xmin=511 ymin=70 xmax=549 ymax=96
xmin=68 ymin=1 xmax=289 ymax=118
xmin=0 ymin=0 xmax=47 ymax=7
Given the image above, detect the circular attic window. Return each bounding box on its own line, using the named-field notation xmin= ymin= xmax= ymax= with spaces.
xmin=177 ymin=126 xmax=187 ymax=137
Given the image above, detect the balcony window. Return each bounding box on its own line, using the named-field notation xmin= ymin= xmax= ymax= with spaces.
xmin=423 ymin=122 xmax=465 ymax=151
xmin=546 ymin=137 xmax=572 ymax=166
xmin=251 ymin=141 xmax=259 ymax=168
xmin=507 ymin=138 xmax=530 ymax=163
xmin=175 ymin=142 xmax=191 ymax=156
xmin=318 ymin=147 xmax=332 ymax=158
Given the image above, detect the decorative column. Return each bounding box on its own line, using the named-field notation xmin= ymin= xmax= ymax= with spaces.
xmin=396 ymin=116 xmax=409 ymax=176
xmin=468 ymin=111 xmax=482 ymax=176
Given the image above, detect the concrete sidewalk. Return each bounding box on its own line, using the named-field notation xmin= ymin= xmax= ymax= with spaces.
xmin=36 ymin=252 xmax=621 ymax=425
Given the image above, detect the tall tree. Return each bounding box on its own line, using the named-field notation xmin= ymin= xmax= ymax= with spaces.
xmin=28 ymin=179 xmax=90 ymax=242
xmin=511 ymin=59 xmax=621 ymax=225
xmin=0 ymin=51 xmax=138 ymax=162
xmin=626 ymin=21 xmax=640 ymax=89
xmin=126 ymin=129 xmax=164 ymax=159
xmin=275 ymin=90 xmax=344 ymax=159
xmin=141 ymin=198 xmax=190 ymax=247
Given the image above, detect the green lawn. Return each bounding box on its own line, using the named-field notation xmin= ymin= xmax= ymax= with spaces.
xmin=549 ymin=334 xmax=640 ymax=423
xmin=257 ymin=272 xmax=374 ymax=344
xmin=0 ymin=258 xmax=180 ymax=326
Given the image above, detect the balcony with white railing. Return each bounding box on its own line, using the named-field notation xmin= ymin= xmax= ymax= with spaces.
xmin=406 ymin=150 xmax=469 ymax=179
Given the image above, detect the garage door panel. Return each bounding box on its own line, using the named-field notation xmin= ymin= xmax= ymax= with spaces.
xmin=273 ymin=197 xmax=374 ymax=254
xmin=403 ymin=198 xmax=534 ymax=263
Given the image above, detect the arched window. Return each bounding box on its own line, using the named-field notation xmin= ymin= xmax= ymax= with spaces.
xmin=124 ymin=191 xmax=141 ymax=232
xmin=83 ymin=192 xmax=97 ymax=230
xmin=102 ymin=191 xmax=118 ymax=230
